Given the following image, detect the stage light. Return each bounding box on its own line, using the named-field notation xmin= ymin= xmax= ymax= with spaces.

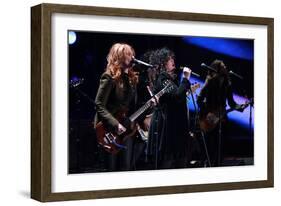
xmin=68 ymin=31 xmax=77 ymax=45
xmin=183 ymin=36 xmax=253 ymax=60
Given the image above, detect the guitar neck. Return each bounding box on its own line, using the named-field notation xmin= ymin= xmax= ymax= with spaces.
xmin=129 ymin=84 xmax=170 ymax=122
xmin=129 ymin=101 xmax=152 ymax=122
xmin=155 ymin=87 xmax=166 ymax=99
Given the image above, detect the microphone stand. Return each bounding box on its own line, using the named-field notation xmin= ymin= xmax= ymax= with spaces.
xmin=218 ymin=106 xmax=222 ymax=167
xmin=72 ymin=87 xmax=96 ymax=106
xmin=71 ymin=89 xmax=82 ymax=173
xmin=146 ymin=86 xmax=160 ymax=170
xmin=188 ymin=82 xmax=211 ymax=167
xmin=188 ymin=84 xmax=198 ymax=129
xmin=249 ymin=98 xmax=254 ymax=140
xmin=70 ymin=81 xmax=100 ymax=172
xmin=217 ymin=78 xmax=224 ymax=167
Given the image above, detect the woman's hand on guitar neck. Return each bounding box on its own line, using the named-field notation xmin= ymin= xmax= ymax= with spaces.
xmin=235 ymin=102 xmax=248 ymax=112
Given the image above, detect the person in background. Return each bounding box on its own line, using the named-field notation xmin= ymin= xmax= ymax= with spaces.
xmin=197 ymin=59 xmax=245 ymax=167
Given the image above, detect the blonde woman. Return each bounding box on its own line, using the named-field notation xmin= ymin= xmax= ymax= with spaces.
xmin=94 ymin=43 xmax=138 ymax=171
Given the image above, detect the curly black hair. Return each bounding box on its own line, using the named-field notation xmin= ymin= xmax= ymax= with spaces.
xmin=150 ymin=48 xmax=175 ymax=72
xmin=138 ymin=47 xmax=176 ymax=88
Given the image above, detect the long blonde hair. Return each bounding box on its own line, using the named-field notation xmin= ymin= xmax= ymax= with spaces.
xmin=105 ymin=43 xmax=138 ymax=86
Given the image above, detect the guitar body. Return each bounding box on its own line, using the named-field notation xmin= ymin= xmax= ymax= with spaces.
xmin=199 ymin=100 xmax=251 ymax=133
xmin=199 ymin=111 xmax=225 ymax=133
xmin=136 ymin=114 xmax=152 ymax=141
xmin=95 ymin=110 xmax=136 ymax=154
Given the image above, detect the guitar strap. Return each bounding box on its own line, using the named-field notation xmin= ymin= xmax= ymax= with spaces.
xmin=134 ymin=84 xmax=138 ymax=112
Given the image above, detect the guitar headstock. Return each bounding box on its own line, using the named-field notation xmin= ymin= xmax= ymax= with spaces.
xmin=186 ymin=82 xmax=201 ymax=96
xmin=162 ymin=79 xmax=175 ymax=93
xmin=190 ymin=82 xmax=201 ymax=93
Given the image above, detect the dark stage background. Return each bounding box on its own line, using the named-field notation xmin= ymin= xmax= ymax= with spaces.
xmin=68 ymin=31 xmax=254 ymax=173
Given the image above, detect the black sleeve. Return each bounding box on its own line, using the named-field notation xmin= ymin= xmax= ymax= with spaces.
xmin=94 ymin=73 xmax=119 ymax=129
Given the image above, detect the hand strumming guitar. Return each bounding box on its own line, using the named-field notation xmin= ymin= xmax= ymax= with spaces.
xmin=117 ymin=123 xmax=126 ymax=135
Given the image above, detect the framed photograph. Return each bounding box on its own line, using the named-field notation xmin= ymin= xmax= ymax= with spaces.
xmin=31 ymin=3 xmax=274 ymax=202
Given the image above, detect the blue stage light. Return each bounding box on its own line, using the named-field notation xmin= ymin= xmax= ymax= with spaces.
xmin=183 ymin=36 xmax=253 ymax=60
xmin=68 ymin=31 xmax=77 ymax=45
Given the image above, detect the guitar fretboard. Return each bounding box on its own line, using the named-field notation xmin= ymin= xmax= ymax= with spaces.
xmin=129 ymin=84 xmax=171 ymax=122
xmin=129 ymin=101 xmax=152 ymax=122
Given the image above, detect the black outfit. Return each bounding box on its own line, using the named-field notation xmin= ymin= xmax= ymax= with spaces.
xmin=94 ymin=72 xmax=137 ymax=171
xmin=148 ymin=72 xmax=191 ymax=169
xmin=197 ymin=74 xmax=241 ymax=166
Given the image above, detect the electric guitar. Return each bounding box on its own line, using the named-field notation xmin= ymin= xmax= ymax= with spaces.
xmin=199 ymin=99 xmax=252 ymax=133
xmin=95 ymin=80 xmax=174 ymax=154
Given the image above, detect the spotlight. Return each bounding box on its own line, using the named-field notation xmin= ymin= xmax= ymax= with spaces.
xmin=68 ymin=31 xmax=77 ymax=45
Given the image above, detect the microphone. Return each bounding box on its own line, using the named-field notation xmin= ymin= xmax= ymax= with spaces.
xmin=178 ymin=66 xmax=200 ymax=77
xmin=132 ymin=56 xmax=154 ymax=68
xmin=201 ymin=63 xmax=244 ymax=80
xmin=200 ymin=63 xmax=217 ymax=73
xmin=229 ymin=70 xmax=243 ymax=80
